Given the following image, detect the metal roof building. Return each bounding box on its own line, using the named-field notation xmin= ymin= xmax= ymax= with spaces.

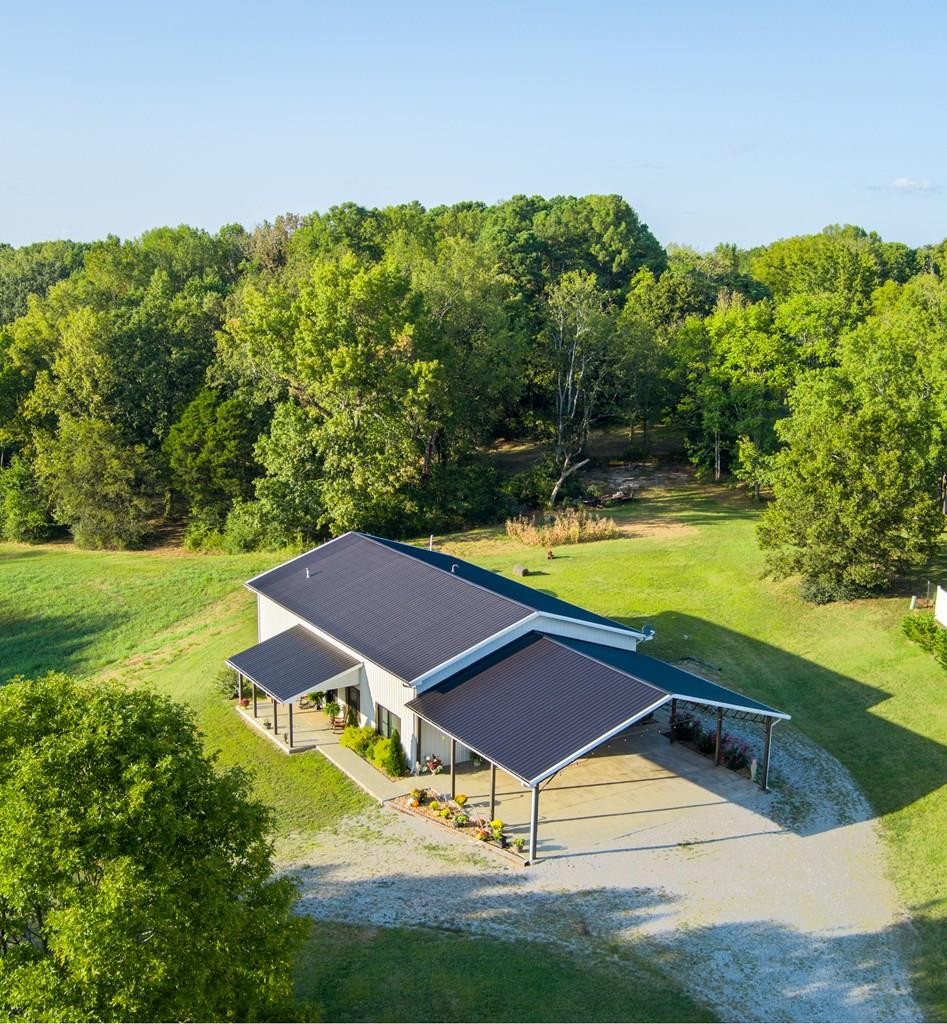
xmin=228 ymin=531 xmax=790 ymax=861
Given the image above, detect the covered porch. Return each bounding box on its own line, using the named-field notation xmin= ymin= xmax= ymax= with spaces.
xmin=227 ymin=624 xmax=362 ymax=752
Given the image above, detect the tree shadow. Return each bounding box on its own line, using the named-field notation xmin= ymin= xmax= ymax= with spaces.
xmin=0 ymin=605 xmax=129 ymax=683
xmin=293 ymin=861 xmax=937 ymax=1021
xmin=613 ymin=612 xmax=947 ymax=823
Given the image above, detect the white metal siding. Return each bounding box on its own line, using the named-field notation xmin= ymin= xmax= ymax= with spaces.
xmin=532 ymin=613 xmax=639 ymax=651
xmin=936 ymin=586 xmax=947 ymax=627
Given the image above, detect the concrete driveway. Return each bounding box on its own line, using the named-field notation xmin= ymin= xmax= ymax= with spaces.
xmin=453 ymin=715 xmax=776 ymax=860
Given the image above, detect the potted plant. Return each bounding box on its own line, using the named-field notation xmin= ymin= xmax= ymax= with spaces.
xmin=511 ymin=837 xmax=526 ymax=854
xmin=324 ymin=700 xmax=341 ymax=721
xmin=424 ymin=753 xmax=443 ymax=775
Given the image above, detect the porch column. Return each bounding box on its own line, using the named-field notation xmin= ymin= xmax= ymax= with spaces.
xmin=415 ymin=715 xmax=423 ymax=772
xmin=489 ymin=762 xmax=497 ymax=819
xmin=272 ymin=698 xmax=278 ymax=733
xmin=237 ymin=672 xmax=243 ymax=702
xmin=528 ymin=785 xmax=540 ymax=862
xmin=669 ymin=698 xmax=677 ymax=742
xmin=288 ymin=703 xmax=294 ymax=749
xmin=761 ymin=718 xmax=774 ymax=791
xmin=253 ymin=686 xmax=258 ymax=718
xmin=714 ymin=708 xmax=723 ymax=766
xmin=450 ymin=738 xmax=456 ymax=799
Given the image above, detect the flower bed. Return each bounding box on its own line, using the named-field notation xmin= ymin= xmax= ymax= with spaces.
xmin=671 ymin=713 xmax=756 ymax=778
xmin=394 ymin=787 xmax=527 ymax=859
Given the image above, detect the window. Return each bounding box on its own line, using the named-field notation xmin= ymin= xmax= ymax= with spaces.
xmin=376 ymin=704 xmax=401 ymax=739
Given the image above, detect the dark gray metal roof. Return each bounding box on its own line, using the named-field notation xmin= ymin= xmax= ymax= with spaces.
xmin=406 ymin=633 xmax=669 ymax=784
xmin=246 ymin=533 xmax=531 ymax=681
xmin=554 ymin=637 xmax=790 ymax=720
xmin=369 ymin=535 xmax=637 ymax=635
xmin=227 ymin=625 xmax=360 ymax=703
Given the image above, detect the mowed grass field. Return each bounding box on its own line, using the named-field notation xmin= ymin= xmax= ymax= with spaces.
xmin=0 ymin=537 xmax=712 ymax=1023
xmin=1 ymin=484 xmax=945 ymax=1019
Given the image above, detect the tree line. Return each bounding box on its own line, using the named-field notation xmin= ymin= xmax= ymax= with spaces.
xmin=1 ymin=197 xmax=945 ymax=601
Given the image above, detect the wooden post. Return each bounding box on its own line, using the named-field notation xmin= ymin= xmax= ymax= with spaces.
xmin=714 ymin=708 xmax=723 ymax=766
xmin=761 ymin=719 xmax=774 ymax=791
xmin=237 ymin=672 xmax=243 ymax=702
xmin=288 ymin=703 xmax=294 ymax=749
xmin=415 ymin=715 xmax=422 ymax=771
xmin=529 ymin=786 xmax=540 ymax=862
xmin=272 ymin=698 xmax=278 ymax=733
xmin=489 ymin=762 xmax=497 ymax=820
xmin=253 ymin=686 xmax=258 ymax=718
xmin=450 ymin=738 xmax=456 ymax=799
xmin=669 ymin=698 xmax=677 ymax=742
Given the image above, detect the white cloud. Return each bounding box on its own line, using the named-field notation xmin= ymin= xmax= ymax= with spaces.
xmin=891 ymin=177 xmax=940 ymax=193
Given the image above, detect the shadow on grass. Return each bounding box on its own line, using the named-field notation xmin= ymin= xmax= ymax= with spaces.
xmin=615 ymin=612 xmax=947 ymax=824
xmin=0 ymin=604 xmax=129 ymax=684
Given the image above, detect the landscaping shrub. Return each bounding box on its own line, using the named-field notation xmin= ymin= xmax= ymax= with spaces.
xmin=371 ymin=737 xmax=393 ymax=772
xmin=384 ymin=728 xmax=408 ymax=776
xmin=339 ymin=725 xmax=379 ymax=759
xmin=673 ymin=714 xmax=700 ymax=742
xmin=695 ymin=729 xmax=716 ymax=756
xmin=799 ymin=575 xmax=865 ymax=605
xmin=505 ymin=508 xmax=618 ymax=547
xmin=902 ymin=612 xmax=940 ymax=653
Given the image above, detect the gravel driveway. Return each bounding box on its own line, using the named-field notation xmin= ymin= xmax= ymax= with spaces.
xmin=289 ymin=719 xmax=919 ymax=1022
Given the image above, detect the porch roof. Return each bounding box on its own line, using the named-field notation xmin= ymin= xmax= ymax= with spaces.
xmin=227 ymin=625 xmax=361 ymax=704
xmin=406 ymin=632 xmax=670 ymax=785
xmin=407 ymin=630 xmax=790 ymax=786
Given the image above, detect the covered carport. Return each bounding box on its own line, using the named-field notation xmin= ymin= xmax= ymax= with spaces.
xmin=407 ymin=631 xmax=789 ymax=861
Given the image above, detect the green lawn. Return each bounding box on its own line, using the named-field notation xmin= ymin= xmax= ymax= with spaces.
xmin=295 ymin=920 xmax=712 ymax=1023
xmin=1 ymin=485 xmax=945 ymax=1019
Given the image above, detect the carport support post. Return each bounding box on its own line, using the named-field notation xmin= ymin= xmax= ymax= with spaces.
xmin=714 ymin=709 xmax=723 ymax=766
xmin=669 ymin=698 xmax=677 ymax=742
xmin=489 ymin=762 xmax=497 ymax=819
xmin=761 ymin=718 xmax=774 ymax=791
xmin=237 ymin=672 xmax=242 ymax=702
xmin=288 ymin=703 xmax=294 ymax=749
xmin=272 ymin=698 xmax=278 ymax=733
xmin=252 ymin=686 xmax=258 ymax=718
xmin=529 ymin=786 xmax=540 ymax=862
xmin=450 ymin=738 xmax=456 ymax=799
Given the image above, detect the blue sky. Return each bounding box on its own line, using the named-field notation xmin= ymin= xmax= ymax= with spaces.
xmin=2 ymin=1 xmax=944 ymax=249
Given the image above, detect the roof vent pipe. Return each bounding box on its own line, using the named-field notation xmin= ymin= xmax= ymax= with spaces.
xmin=305 ymin=567 xmax=311 ymax=579
xmin=451 ymin=564 xmax=459 ymax=573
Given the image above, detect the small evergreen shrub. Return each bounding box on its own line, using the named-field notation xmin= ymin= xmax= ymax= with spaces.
xmin=384 ymin=728 xmax=408 ymax=776
xmin=371 ymin=738 xmax=393 ymax=771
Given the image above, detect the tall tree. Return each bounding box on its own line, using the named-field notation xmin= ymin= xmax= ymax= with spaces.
xmin=0 ymin=674 xmax=304 ymax=1021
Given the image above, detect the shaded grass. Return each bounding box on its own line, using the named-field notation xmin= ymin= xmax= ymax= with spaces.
xmin=0 ymin=541 xmax=276 ymax=683
xmin=294 ymin=920 xmax=713 ymax=1023
xmin=94 ymin=588 xmax=372 ymax=852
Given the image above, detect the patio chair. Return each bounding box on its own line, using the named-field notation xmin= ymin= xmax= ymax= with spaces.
xmin=331 ymin=715 xmax=346 ymax=733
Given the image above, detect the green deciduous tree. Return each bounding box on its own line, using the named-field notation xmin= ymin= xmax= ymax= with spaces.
xmin=35 ymin=417 xmax=158 ymax=548
xmin=0 ymin=674 xmax=305 ymax=1022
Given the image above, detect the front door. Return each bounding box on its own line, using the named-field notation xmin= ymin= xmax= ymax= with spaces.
xmin=345 ymin=685 xmax=360 ymax=723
